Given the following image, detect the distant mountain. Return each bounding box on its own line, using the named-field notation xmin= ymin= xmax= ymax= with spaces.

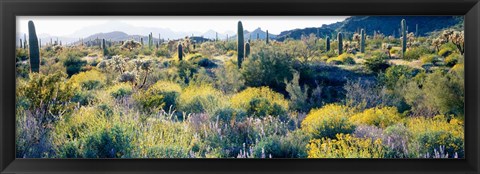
xmin=275 ymin=16 xmax=463 ymax=41
xmin=245 ymin=28 xmax=276 ymax=41
xmin=276 ymin=27 xmax=336 ymax=41
xmin=16 ymin=32 xmax=77 ymax=47
xmin=334 ymin=16 xmax=463 ymax=37
xmin=228 ymin=28 xmax=276 ymax=41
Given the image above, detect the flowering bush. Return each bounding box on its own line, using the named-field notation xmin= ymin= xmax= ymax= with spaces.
xmin=301 ymin=104 xmax=355 ymax=139
xmin=231 ymin=87 xmax=289 ymax=118
xmin=349 ymin=107 xmax=402 ymax=128
xmin=307 ymin=133 xmax=385 ymax=158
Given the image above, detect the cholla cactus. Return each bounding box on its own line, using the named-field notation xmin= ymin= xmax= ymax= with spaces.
xmin=110 ymin=55 xmax=128 ymax=73
xmin=373 ymin=30 xmax=385 ymax=40
xmin=122 ymin=40 xmax=142 ymax=50
xmin=118 ymin=71 xmax=136 ymax=84
xmin=442 ymin=30 xmax=454 ymax=42
xmin=382 ymin=43 xmax=393 ymax=58
xmin=450 ymin=31 xmax=464 ymax=55
xmin=352 ymin=33 xmax=361 ymax=42
xmin=407 ymin=32 xmax=415 ymax=48
xmin=432 ymin=38 xmax=446 ymax=51
xmin=433 ymin=29 xmax=464 ymax=55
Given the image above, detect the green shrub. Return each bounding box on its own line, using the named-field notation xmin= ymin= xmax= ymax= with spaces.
xmin=155 ymin=46 xmax=171 ymax=57
xmin=403 ymin=46 xmax=430 ymax=61
xmin=133 ymin=81 xmax=182 ymax=112
xmin=406 ymin=116 xmax=464 ymax=158
xmin=107 ymin=83 xmax=133 ymax=99
xmin=365 ymin=51 xmax=390 ymax=73
xmin=420 ymin=54 xmax=439 ymax=64
xmin=301 ymin=104 xmax=355 ymax=139
xmin=69 ymin=70 xmax=106 ymax=90
xmin=404 ymin=69 xmax=464 ymax=117
xmin=57 ymin=140 xmax=82 ymax=158
xmin=83 ymin=125 xmax=132 ymax=158
xmin=177 ymin=84 xmax=226 ymax=114
xmin=17 ymin=72 xmax=77 ymax=124
xmin=214 ymin=61 xmax=245 ymax=94
xmin=438 ymin=43 xmax=456 ymax=57
xmin=196 ymin=58 xmax=217 ymax=68
xmin=63 ymin=52 xmax=87 ymax=77
xmin=71 ymin=91 xmax=96 ymax=106
xmin=213 ymin=107 xmax=247 ymax=125
xmin=445 ymin=53 xmax=462 ymax=67
xmin=327 ymin=53 xmax=355 ymax=65
xmin=382 ymin=65 xmax=419 ymax=90
xmin=16 ymin=48 xmax=28 ymax=62
xmin=254 ymin=131 xmax=309 ymax=158
xmin=241 ymin=43 xmax=293 ymax=91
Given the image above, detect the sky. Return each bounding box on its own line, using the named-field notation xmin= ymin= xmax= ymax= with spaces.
xmin=17 ymin=16 xmax=349 ymax=37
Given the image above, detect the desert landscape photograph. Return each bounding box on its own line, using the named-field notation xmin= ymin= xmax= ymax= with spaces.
xmin=15 ymin=16 xmax=464 ymax=158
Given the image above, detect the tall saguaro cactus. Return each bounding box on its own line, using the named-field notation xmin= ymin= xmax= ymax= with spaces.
xmin=337 ymin=32 xmax=343 ymax=55
xmin=24 ymin=34 xmax=27 ymax=49
xmin=326 ymin=36 xmax=330 ymax=51
xmin=28 ymin=20 xmax=40 ymax=73
xmin=245 ymin=42 xmax=250 ymax=58
xmin=237 ymin=21 xmax=244 ymax=68
xmin=178 ymin=43 xmax=183 ymax=61
xmin=415 ymin=24 xmax=418 ymax=36
xmin=360 ymin=29 xmax=366 ymax=53
xmin=148 ymin=32 xmax=153 ymax=49
xmin=401 ymin=19 xmax=407 ymax=58
xmin=102 ymin=39 xmax=108 ymax=57
xmin=266 ymin=30 xmax=269 ymax=44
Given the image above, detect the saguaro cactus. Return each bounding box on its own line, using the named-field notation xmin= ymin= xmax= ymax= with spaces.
xmin=148 ymin=32 xmax=153 ymax=49
xmin=415 ymin=24 xmax=418 ymax=36
xmin=102 ymin=39 xmax=108 ymax=56
xmin=20 ymin=39 xmax=23 ymax=48
xmin=326 ymin=36 xmax=330 ymax=51
xmin=401 ymin=19 xmax=407 ymax=57
xmin=24 ymin=34 xmax=27 ymax=49
xmin=237 ymin=21 xmax=244 ymax=68
xmin=360 ymin=29 xmax=366 ymax=53
xmin=28 ymin=20 xmax=40 ymax=73
xmin=215 ymin=32 xmax=218 ymax=42
xmin=245 ymin=42 xmax=250 ymax=58
xmin=178 ymin=43 xmax=183 ymax=61
xmin=337 ymin=32 xmax=343 ymax=55
xmin=266 ymin=30 xmax=269 ymax=44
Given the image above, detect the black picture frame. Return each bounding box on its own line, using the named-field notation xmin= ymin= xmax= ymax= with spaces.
xmin=1 ymin=0 xmax=479 ymax=173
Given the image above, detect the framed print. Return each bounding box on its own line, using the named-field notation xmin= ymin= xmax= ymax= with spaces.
xmin=1 ymin=0 xmax=480 ymax=173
